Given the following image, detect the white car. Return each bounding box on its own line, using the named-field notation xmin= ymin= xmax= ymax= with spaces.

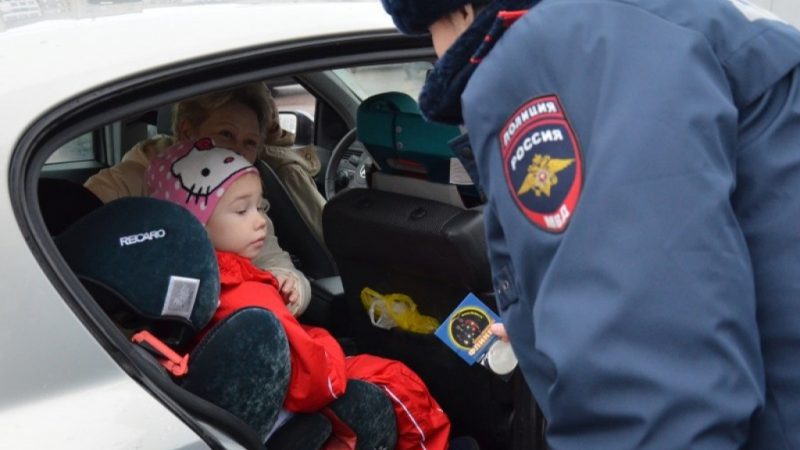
xmin=0 ymin=1 xmax=797 ymax=449
xmin=0 ymin=1 xmax=532 ymax=449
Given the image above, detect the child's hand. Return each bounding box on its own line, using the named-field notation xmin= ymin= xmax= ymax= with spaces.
xmin=491 ymin=323 xmax=510 ymax=343
xmin=274 ymin=272 xmax=300 ymax=309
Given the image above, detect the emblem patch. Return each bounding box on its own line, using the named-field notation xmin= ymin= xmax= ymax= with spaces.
xmin=500 ymin=94 xmax=582 ymax=232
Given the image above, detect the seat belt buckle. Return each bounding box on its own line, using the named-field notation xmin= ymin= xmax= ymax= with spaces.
xmin=131 ymin=330 xmax=190 ymax=377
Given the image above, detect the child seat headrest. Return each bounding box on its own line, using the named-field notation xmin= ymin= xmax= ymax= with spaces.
xmin=55 ymin=197 xmax=219 ymax=346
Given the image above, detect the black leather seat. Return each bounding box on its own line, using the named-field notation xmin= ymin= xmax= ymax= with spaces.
xmin=38 ymin=177 xmax=103 ymax=236
xmin=323 ymin=188 xmax=519 ymax=448
xmin=320 ymin=90 xmax=533 ymax=449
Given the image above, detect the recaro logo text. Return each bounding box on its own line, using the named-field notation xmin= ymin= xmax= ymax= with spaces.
xmin=119 ymin=229 xmax=167 ymax=247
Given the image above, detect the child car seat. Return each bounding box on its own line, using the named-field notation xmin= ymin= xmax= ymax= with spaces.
xmin=54 ymin=197 xmax=326 ymax=449
xmin=55 ymin=197 xmax=397 ymax=450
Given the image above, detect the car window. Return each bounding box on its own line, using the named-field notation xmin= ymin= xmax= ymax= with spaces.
xmin=272 ymin=83 xmax=315 ymax=141
xmin=45 ymin=132 xmax=96 ymax=164
xmin=273 ymin=83 xmax=315 ymax=119
xmin=333 ymin=61 xmax=432 ymax=101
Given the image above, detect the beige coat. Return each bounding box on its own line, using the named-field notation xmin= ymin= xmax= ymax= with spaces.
xmin=84 ymin=135 xmax=311 ymax=316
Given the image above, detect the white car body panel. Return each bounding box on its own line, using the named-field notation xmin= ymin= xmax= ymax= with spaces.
xmin=0 ymin=377 xmax=206 ymax=449
xmin=0 ymin=1 xmax=393 ymax=167
xmin=0 ymin=210 xmax=208 ymax=448
xmin=751 ymin=0 xmax=800 ymax=25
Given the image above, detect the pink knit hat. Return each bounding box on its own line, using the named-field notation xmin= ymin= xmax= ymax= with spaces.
xmin=146 ymin=138 xmax=259 ymax=225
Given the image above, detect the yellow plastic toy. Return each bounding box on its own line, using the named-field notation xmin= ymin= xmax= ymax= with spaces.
xmin=360 ymin=287 xmax=440 ymax=334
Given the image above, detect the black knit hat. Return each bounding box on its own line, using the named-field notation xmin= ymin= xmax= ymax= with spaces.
xmin=406 ymin=0 xmax=535 ymax=123
xmin=381 ymin=0 xmax=490 ymax=34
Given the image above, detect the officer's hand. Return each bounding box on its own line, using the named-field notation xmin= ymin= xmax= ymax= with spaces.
xmin=274 ymin=272 xmax=300 ymax=308
xmin=491 ymin=323 xmax=510 ymax=342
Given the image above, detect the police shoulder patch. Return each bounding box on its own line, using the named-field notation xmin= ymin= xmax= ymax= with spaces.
xmin=499 ymin=94 xmax=582 ymax=233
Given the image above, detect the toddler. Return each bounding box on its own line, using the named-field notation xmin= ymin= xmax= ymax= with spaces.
xmin=146 ymin=138 xmax=451 ymax=450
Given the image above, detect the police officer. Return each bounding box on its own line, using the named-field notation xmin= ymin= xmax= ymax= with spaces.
xmin=381 ymin=0 xmax=800 ymax=448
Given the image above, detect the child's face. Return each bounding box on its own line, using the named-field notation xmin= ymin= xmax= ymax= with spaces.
xmin=205 ymin=173 xmax=267 ymax=259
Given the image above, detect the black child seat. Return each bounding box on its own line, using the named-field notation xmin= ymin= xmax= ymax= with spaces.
xmin=322 ymin=93 xmax=520 ymax=449
xmin=55 ymin=197 xmax=396 ymax=449
xmin=55 ymin=197 xmax=304 ymax=448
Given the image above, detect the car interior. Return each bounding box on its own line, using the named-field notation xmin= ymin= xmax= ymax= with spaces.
xmin=27 ymin=38 xmax=547 ymax=450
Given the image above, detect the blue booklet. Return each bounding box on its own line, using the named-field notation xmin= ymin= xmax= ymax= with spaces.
xmin=435 ymin=293 xmax=501 ymax=366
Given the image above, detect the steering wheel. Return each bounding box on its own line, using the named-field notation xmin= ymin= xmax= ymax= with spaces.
xmin=324 ymin=128 xmax=374 ymax=200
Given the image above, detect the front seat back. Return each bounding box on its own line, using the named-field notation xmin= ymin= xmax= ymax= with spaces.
xmin=323 ymin=93 xmax=516 ymax=447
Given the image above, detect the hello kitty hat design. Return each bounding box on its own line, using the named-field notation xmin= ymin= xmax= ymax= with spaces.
xmin=146 ymin=137 xmax=259 ymax=225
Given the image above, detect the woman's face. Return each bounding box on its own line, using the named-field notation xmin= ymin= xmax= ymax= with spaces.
xmin=180 ymin=101 xmax=262 ymax=163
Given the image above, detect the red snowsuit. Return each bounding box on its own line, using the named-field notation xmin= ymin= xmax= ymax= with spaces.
xmin=204 ymin=251 xmax=451 ymax=450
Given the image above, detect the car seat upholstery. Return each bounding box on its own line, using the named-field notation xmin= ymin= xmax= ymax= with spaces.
xmin=322 ymin=92 xmax=519 ymax=448
xmin=54 ymin=197 xmax=330 ymax=449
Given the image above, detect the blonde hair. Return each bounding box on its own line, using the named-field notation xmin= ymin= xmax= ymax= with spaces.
xmin=172 ymin=83 xmax=274 ymax=139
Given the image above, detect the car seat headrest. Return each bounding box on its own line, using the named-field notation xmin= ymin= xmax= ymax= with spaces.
xmin=156 ymin=104 xmax=173 ymax=135
xmin=55 ymin=197 xmax=219 ymax=346
xmin=357 ymin=92 xmax=461 ymax=183
xmin=38 ymin=177 xmax=103 ymax=236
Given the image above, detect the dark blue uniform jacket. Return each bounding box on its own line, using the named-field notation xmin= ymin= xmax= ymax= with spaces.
xmin=457 ymin=0 xmax=800 ymax=448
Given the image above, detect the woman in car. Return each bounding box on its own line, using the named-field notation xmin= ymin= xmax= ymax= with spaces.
xmin=84 ymin=83 xmax=311 ymax=316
